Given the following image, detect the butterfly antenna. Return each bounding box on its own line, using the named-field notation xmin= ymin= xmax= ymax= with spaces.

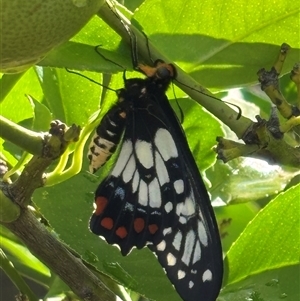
xmin=94 ymin=45 xmax=125 ymax=71
xmin=141 ymin=31 xmax=154 ymax=64
xmin=65 ymin=68 xmax=116 ymax=92
xmin=99 ymin=0 xmax=141 ymax=74
xmin=176 ymin=80 xmax=242 ymax=120
xmin=171 ymin=83 xmax=184 ymax=124
xmin=227 ymin=101 xmax=242 ymax=120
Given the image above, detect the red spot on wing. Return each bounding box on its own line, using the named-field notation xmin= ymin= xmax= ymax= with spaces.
xmin=95 ymin=196 xmax=108 ymax=215
xmin=101 ymin=217 xmax=113 ymax=230
xmin=134 ymin=218 xmax=145 ymax=233
xmin=148 ymin=224 xmax=159 ymax=234
xmin=116 ymin=226 xmax=128 ymax=239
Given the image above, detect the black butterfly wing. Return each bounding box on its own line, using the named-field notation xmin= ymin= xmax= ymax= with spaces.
xmin=148 ymin=88 xmax=223 ymax=301
xmin=90 ymin=85 xmax=223 ymax=300
xmin=90 ymin=95 xmax=184 ymax=255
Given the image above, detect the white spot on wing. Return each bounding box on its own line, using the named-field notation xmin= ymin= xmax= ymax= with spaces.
xmin=112 ymin=140 xmax=132 ymax=177
xmin=176 ymin=202 xmax=183 ymax=216
xmin=156 ymin=240 xmax=166 ymax=251
xmin=202 ymin=269 xmax=213 ymax=282
xmin=172 ymin=231 xmax=182 ymax=251
xmin=154 ymin=129 xmax=178 ymax=161
xmin=132 ymin=170 xmax=139 ymax=193
xmin=181 ymin=195 xmax=196 ymax=216
xmin=106 ymin=130 xmax=115 ymax=137
xmin=178 ymin=270 xmax=186 ymax=279
xmin=155 ymin=151 xmax=169 ymax=186
xmin=163 ymin=227 xmax=172 ymax=236
xmin=149 ymin=178 xmax=161 ymax=208
xmin=189 ymin=281 xmax=194 ymax=288
xmin=193 ymin=241 xmax=201 ymax=264
xmin=181 ymin=230 xmax=195 ymax=266
xmin=179 ymin=216 xmax=187 ymax=224
xmin=176 ymin=194 xmax=196 ymax=220
xmin=198 ymin=221 xmax=208 ymax=246
xmin=135 ymin=140 xmax=153 ymax=169
xmin=138 ymin=180 xmax=148 ymax=206
xmin=164 ymin=201 xmax=173 ymax=213
xmin=108 ymin=119 xmax=117 ymax=127
xmin=122 ymin=154 xmax=136 ymax=183
xmin=167 ymin=253 xmax=176 ymax=266
xmin=174 ymin=179 xmax=184 ymax=194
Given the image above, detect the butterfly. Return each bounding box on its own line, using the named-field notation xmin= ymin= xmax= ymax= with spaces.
xmin=88 ymin=60 xmax=223 ymax=301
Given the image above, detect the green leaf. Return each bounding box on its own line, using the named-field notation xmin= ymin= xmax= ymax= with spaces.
xmin=0 ymin=72 xmax=25 ymax=102
xmin=0 ymin=68 xmax=42 ymax=123
xmin=134 ymin=0 xmax=300 ymax=89
xmin=208 ymin=159 xmax=299 ymax=204
xmin=220 ymin=264 xmax=300 ymax=300
xmin=225 ymin=183 xmax=300 ymax=285
xmin=27 ymin=95 xmax=53 ymax=132
xmin=39 ymin=15 xmax=133 ymax=72
xmin=45 ymin=274 xmax=71 ymax=298
xmin=39 ymin=67 xmax=102 ymax=126
xmin=214 ymin=203 xmax=259 ymax=254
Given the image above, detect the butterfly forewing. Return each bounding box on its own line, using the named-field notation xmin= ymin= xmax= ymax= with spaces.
xmin=89 ymin=64 xmax=223 ymax=300
xmin=90 ymin=91 xmax=185 ymax=255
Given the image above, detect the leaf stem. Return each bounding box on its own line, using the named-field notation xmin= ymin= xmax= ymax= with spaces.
xmin=0 ymin=115 xmax=44 ymax=155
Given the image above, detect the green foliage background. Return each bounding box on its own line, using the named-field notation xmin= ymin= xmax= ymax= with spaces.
xmin=1 ymin=0 xmax=299 ymax=300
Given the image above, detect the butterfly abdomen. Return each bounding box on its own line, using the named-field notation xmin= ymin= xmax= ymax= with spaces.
xmin=88 ymin=104 xmax=127 ymax=174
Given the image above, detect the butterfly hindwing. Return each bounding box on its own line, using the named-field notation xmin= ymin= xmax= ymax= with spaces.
xmin=150 ymin=213 xmax=222 ymax=301
xmin=147 ymin=93 xmax=223 ymax=301
xmin=150 ymin=181 xmax=223 ymax=301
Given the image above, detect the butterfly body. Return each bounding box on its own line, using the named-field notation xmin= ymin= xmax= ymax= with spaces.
xmin=89 ymin=62 xmax=223 ymax=301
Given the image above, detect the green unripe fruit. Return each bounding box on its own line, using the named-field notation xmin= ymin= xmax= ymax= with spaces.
xmin=0 ymin=0 xmax=104 ymax=73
